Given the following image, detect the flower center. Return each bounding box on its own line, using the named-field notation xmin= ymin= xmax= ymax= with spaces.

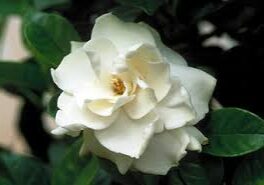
xmin=111 ymin=76 xmax=125 ymax=95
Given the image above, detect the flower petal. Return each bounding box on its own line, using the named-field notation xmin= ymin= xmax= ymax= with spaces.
xmin=132 ymin=126 xmax=207 ymax=175
xmin=51 ymin=49 xmax=98 ymax=94
xmin=56 ymin=92 xmax=118 ymax=130
xmin=91 ymin=13 xmax=155 ymax=52
xmin=126 ymin=44 xmax=171 ymax=101
xmin=87 ymin=95 xmax=135 ymax=116
xmin=170 ymin=65 xmax=217 ymax=124
xmin=124 ymin=88 xmax=157 ymax=119
xmin=95 ymin=111 xmax=158 ymax=158
xmin=139 ymin=22 xmax=187 ymax=66
xmin=51 ymin=127 xmax=80 ymax=137
xmin=80 ymin=130 xmax=133 ymax=174
xmin=156 ymin=79 xmax=196 ymax=130
xmin=132 ymin=127 xmax=189 ymax=175
xmin=83 ymin=38 xmax=118 ymax=80
xmin=70 ymin=41 xmax=85 ymax=52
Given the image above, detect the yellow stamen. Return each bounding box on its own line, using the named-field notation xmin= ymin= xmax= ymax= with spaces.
xmin=111 ymin=76 xmax=125 ymax=95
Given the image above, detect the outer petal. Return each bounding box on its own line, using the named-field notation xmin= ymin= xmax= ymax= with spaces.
xmin=91 ymin=13 xmax=155 ymax=52
xmin=132 ymin=126 xmax=207 ymax=175
xmin=156 ymin=79 xmax=196 ymax=130
xmin=124 ymin=88 xmax=157 ymax=119
xmin=55 ymin=92 xmax=118 ymax=130
xmin=51 ymin=49 xmax=98 ymax=94
xmin=139 ymin=22 xmax=187 ymax=66
xmin=170 ymin=65 xmax=216 ymax=124
xmin=80 ymin=130 xmax=133 ymax=174
xmin=70 ymin=41 xmax=85 ymax=52
xmin=126 ymin=44 xmax=171 ymax=101
xmin=51 ymin=127 xmax=80 ymax=137
xmin=95 ymin=111 xmax=158 ymax=158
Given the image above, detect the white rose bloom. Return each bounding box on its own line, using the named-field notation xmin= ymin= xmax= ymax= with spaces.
xmin=51 ymin=13 xmax=216 ymax=175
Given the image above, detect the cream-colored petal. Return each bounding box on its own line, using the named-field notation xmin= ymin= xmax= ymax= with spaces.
xmin=126 ymin=44 xmax=171 ymax=101
xmin=132 ymin=128 xmax=190 ymax=175
xmin=83 ymin=38 xmax=118 ymax=80
xmin=124 ymin=88 xmax=157 ymax=119
xmin=73 ymin=83 xmax=113 ymax=108
xmin=185 ymin=126 xmax=208 ymax=151
xmin=51 ymin=49 xmax=98 ymax=94
xmin=51 ymin=127 xmax=80 ymax=137
xmin=91 ymin=13 xmax=155 ymax=52
xmin=80 ymin=130 xmax=134 ymax=174
xmin=139 ymin=22 xmax=187 ymax=66
xmin=156 ymin=79 xmax=196 ymax=130
xmin=87 ymin=95 xmax=135 ymax=116
xmin=95 ymin=111 xmax=158 ymax=158
xmin=70 ymin=41 xmax=85 ymax=52
xmin=132 ymin=126 xmax=206 ymax=175
xmin=170 ymin=65 xmax=216 ymax=124
xmin=56 ymin=93 xmax=118 ymax=130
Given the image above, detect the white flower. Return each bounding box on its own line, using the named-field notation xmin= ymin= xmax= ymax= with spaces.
xmin=51 ymin=13 xmax=216 ymax=175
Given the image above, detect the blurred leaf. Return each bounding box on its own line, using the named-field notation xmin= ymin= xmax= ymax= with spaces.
xmin=99 ymin=159 xmax=140 ymax=185
xmin=48 ymin=141 xmax=68 ymax=167
xmin=32 ymin=0 xmax=70 ymax=10
xmin=167 ymin=170 xmax=184 ymax=185
xmin=23 ymin=11 xmax=80 ymax=68
xmin=0 ymin=149 xmax=50 ymax=185
xmin=47 ymin=92 xmax=60 ymax=118
xmin=52 ymin=140 xmax=102 ymax=185
xmin=0 ymin=61 xmax=47 ymax=91
xmin=0 ymin=177 xmax=13 ymax=185
xmin=92 ymin=169 xmax=112 ymax=185
xmin=0 ymin=0 xmax=30 ymax=16
xmin=204 ymin=108 xmax=264 ymax=157
xmin=115 ymin=0 xmax=164 ymax=15
xmin=179 ymin=155 xmax=224 ymax=185
xmin=233 ymin=149 xmax=264 ymax=185
xmin=112 ymin=6 xmax=142 ymax=21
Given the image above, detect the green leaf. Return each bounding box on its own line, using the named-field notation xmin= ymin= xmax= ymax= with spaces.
xmin=168 ymin=170 xmax=184 ymax=185
xmin=0 ymin=177 xmax=13 ymax=185
xmin=32 ymin=0 xmax=70 ymax=10
xmin=23 ymin=11 xmax=80 ymax=68
xmin=233 ymin=149 xmax=264 ymax=185
xmin=52 ymin=140 xmax=101 ymax=185
xmin=203 ymin=108 xmax=264 ymax=157
xmin=0 ymin=61 xmax=47 ymax=91
xmin=115 ymin=0 xmax=164 ymax=15
xmin=99 ymin=159 xmax=140 ymax=185
xmin=47 ymin=92 xmax=60 ymax=118
xmin=0 ymin=0 xmax=30 ymax=16
xmin=0 ymin=149 xmax=50 ymax=185
xmin=178 ymin=154 xmax=224 ymax=185
xmin=112 ymin=6 xmax=142 ymax=21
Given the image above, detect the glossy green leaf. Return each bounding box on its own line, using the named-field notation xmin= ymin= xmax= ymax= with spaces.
xmin=23 ymin=11 xmax=80 ymax=68
xmin=233 ymin=149 xmax=264 ymax=185
xmin=204 ymin=108 xmax=264 ymax=157
xmin=0 ymin=149 xmax=50 ymax=185
xmin=0 ymin=61 xmax=47 ymax=91
xmin=32 ymin=0 xmax=70 ymax=10
xmin=0 ymin=0 xmax=30 ymax=16
xmin=52 ymin=140 xmax=101 ymax=185
xmin=115 ymin=0 xmax=164 ymax=15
